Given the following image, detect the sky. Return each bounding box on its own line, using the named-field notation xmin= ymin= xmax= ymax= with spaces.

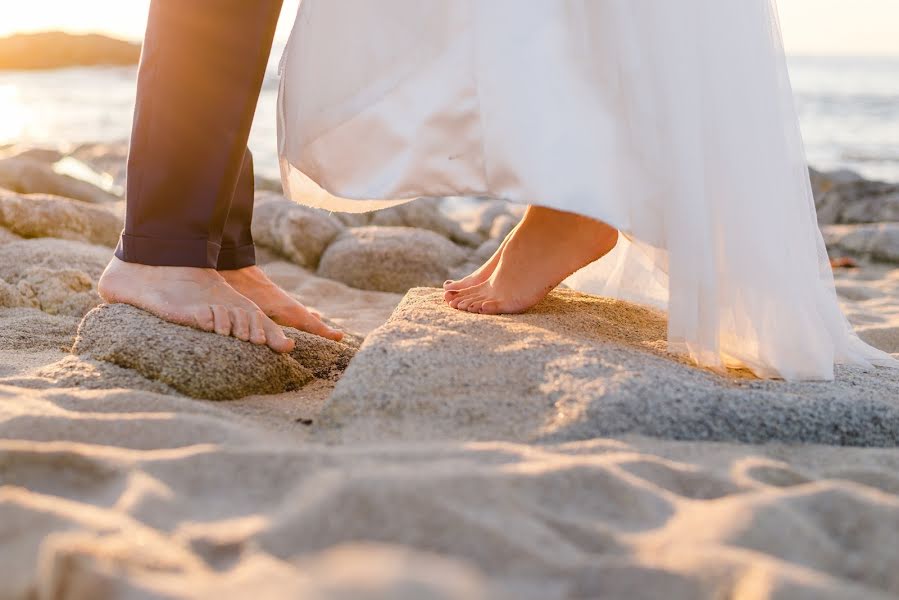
xmin=0 ymin=0 xmax=897 ymax=56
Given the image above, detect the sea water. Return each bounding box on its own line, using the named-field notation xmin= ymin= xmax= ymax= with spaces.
xmin=0 ymin=49 xmax=897 ymax=183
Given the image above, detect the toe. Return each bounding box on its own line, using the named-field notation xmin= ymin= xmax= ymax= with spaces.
xmin=296 ymin=309 xmax=344 ymax=342
xmin=444 ymin=278 xmax=471 ymax=293
xmin=193 ymin=305 xmax=215 ymax=332
xmin=230 ymin=308 xmax=250 ymax=341
xmin=211 ymin=305 xmax=232 ymax=337
xmin=248 ymin=311 xmax=268 ymax=346
xmin=468 ymin=299 xmax=485 ymax=313
xmin=480 ymin=300 xmax=501 ymax=315
xmin=456 ymin=296 xmax=477 ymax=311
xmin=261 ymin=317 xmax=295 ymax=353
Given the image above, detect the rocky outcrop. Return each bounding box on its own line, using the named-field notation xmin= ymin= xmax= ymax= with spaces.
xmin=0 ymin=239 xmax=108 ymax=317
xmin=0 ymin=191 xmax=122 ymax=246
xmin=0 ymin=157 xmax=120 ymax=204
xmin=320 ymin=288 xmax=899 ymax=446
xmin=368 ymin=197 xmax=485 ymax=247
xmin=823 ymin=223 xmax=899 ymax=264
xmin=318 ymin=227 xmax=470 ymax=293
xmin=73 ymin=303 xmax=357 ymax=401
xmin=0 ymin=33 xmax=140 ymax=71
xmin=251 ymin=195 xmax=344 ymax=269
xmin=811 ymin=168 xmax=899 ymax=225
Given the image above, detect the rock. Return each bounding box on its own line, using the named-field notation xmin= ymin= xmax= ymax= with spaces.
xmin=823 ymin=223 xmax=899 ymax=264
xmin=0 ymin=147 xmax=64 ymax=164
xmin=318 ymin=227 xmax=470 ymax=293
xmin=370 ymin=198 xmax=484 ymax=247
xmin=811 ymin=169 xmax=899 ymax=225
xmin=0 ymin=157 xmax=120 ymax=204
xmin=11 ymin=268 xmax=98 ymax=318
xmin=469 ymin=198 xmax=516 ymax=235
xmin=73 ymin=304 xmax=358 ymax=401
xmin=284 ymin=329 xmax=358 ymax=381
xmin=333 ymin=212 xmax=372 ymax=228
xmin=0 ymin=227 xmax=23 ymax=246
xmin=254 ymin=175 xmax=283 ymax=194
xmin=0 ymin=32 xmax=140 ymax=71
xmin=1 ymin=355 xmax=179 ymax=396
xmin=0 ymin=238 xmax=109 ymax=281
xmin=0 ymin=191 xmax=122 ymax=246
xmin=319 ymin=288 xmax=899 ymax=446
xmin=489 ymin=213 xmax=518 ymax=241
xmin=0 ymin=239 xmax=109 ymax=317
xmin=69 ymin=142 xmax=128 ymax=189
xmin=0 ymin=308 xmax=79 ymax=351
xmin=251 ymin=195 xmax=344 ymax=269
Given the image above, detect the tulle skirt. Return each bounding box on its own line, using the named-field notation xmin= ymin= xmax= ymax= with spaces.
xmin=277 ymin=0 xmax=899 ymax=380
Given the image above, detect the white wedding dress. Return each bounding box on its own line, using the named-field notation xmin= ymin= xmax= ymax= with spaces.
xmin=277 ymin=0 xmax=899 ymax=381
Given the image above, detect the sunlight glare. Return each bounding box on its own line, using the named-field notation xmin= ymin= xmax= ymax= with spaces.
xmin=0 ymin=84 xmax=30 ymax=143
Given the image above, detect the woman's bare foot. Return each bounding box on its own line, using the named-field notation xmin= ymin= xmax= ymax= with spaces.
xmin=445 ymin=206 xmax=618 ymax=314
xmin=98 ymin=257 xmax=295 ymax=353
xmin=219 ymin=266 xmax=343 ymax=342
xmin=442 ymin=222 xmax=520 ymax=296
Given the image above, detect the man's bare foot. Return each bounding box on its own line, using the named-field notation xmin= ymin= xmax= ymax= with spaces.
xmin=98 ymin=257 xmax=295 ymax=353
xmin=219 ymin=265 xmax=343 ymax=342
xmin=445 ymin=206 xmax=618 ymax=314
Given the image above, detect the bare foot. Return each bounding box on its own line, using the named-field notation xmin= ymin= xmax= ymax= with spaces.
xmin=219 ymin=265 xmax=343 ymax=342
xmin=442 ymin=221 xmax=520 ymax=297
xmin=445 ymin=206 xmax=618 ymax=314
xmin=98 ymin=257 xmax=295 ymax=352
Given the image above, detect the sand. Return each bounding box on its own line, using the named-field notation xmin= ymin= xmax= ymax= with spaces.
xmin=1 ymin=175 xmax=899 ymax=598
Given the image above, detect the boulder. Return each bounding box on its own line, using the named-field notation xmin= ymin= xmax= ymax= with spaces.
xmin=0 ymin=191 xmax=122 ymax=246
xmin=0 ymin=308 xmax=79 ymax=352
xmin=69 ymin=142 xmax=128 ymax=189
xmin=320 ymin=288 xmax=899 ymax=446
xmin=0 ymin=147 xmax=64 ymax=164
xmin=0 ymin=239 xmax=109 ymax=317
xmin=369 ymin=198 xmax=484 ymax=247
xmin=318 ymin=227 xmax=470 ymax=293
xmin=251 ymin=195 xmax=344 ymax=269
xmin=0 ymin=157 xmax=120 ymax=204
xmin=811 ymin=169 xmax=899 ymax=225
xmin=72 ymin=304 xmax=357 ymax=401
xmin=823 ymin=223 xmax=899 ymax=264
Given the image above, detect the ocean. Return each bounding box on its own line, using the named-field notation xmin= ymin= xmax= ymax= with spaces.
xmin=1 ymin=48 xmax=897 ymax=183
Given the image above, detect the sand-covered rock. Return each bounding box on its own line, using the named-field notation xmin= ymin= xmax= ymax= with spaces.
xmin=2 ymin=354 xmax=180 ymax=396
xmin=321 ymin=288 xmax=899 ymax=446
xmin=0 ymin=308 xmax=79 ymax=352
xmin=0 ymin=239 xmax=108 ymax=317
xmin=0 ymin=157 xmax=119 ymax=204
xmin=824 ymin=223 xmax=899 ymax=264
xmin=0 ymin=191 xmax=121 ymax=246
xmin=72 ymin=304 xmax=358 ymax=401
xmin=318 ymin=227 xmax=469 ymax=293
xmin=251 ymin=195 xmax=344 ymax=268
xmin=0 ymin=238 xmax=109 ymax=281
xmin=0 ymin=238 xmax=110 ymax=318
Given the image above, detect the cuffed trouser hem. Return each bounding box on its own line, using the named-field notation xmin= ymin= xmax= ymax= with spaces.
xmin=216 ymin=243 xmax=257 ymax=271
xmin=114 ymin=233 xmax=222 ymax=268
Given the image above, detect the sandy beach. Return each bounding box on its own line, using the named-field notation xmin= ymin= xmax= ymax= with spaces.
xmin=1 ymin=145 xmax=899 ymax=599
